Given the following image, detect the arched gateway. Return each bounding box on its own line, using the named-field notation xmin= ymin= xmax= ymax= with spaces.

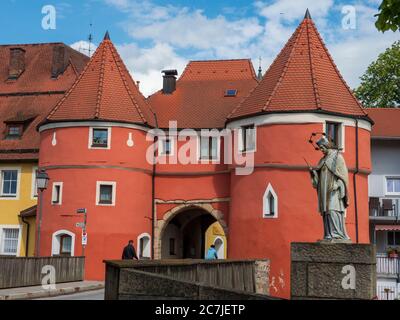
xmin=154 ymin=203 xmax=228 ymax=259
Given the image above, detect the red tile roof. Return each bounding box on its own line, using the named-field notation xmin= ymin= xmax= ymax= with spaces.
xmin=0 ymin=43 xmax=88 ymax=161
xmin=45 ymin=35 xmax=154 ymax=126
xmin=365 ymin=108 xmax=400 ymax=138
xmin=148 ymin=59 xmax=258 ymax=128
xmin=0 ymin=43 xmax=87 ymax=94
xmin=228 ymin=15 xmax=368 ymax=121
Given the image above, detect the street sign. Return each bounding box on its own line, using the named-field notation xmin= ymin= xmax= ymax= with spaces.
xmin=76 ymin=208 xmax=87 ymax=214
xmin=82 ymin=231 xmax=88 ymax=246
xmin=76 ymin=222 xmax=85 ymax=228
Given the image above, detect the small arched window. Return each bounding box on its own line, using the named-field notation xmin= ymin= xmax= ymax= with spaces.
xmin=51 ymin=230 xmax=75 ymax=256
xmin=137 ymin=233 xmax=151 ymax=259
xmin=263 ymin=184 xmax=278 ymax=218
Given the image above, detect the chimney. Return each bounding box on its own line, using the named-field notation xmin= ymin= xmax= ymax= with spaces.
xmin=51 ymin=45 xmax=69 ymax=78
xmin=162 ymin=69 xmax=178 ymax=94
xmin=9 ymin=48 xmax=26 ymax=79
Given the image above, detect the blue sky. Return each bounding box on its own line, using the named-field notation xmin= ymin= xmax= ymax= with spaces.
xmin=0 ymin=0 xmax=398 ymax=96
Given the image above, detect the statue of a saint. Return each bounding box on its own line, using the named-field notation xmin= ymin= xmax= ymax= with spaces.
xmin=309 ymin=137 xmax=351 ymax=242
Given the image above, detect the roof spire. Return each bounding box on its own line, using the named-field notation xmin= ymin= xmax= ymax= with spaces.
xmin=104 ymin=31 xmax=110 ymax=40
xmin=304 ymin=8 xmax=311 ymax=19
xmin=257 ymin=56 xmax=263 ymax=81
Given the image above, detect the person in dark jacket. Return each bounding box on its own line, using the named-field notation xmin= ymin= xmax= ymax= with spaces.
xmin=122 ymin=240 xmax=138 ymax=260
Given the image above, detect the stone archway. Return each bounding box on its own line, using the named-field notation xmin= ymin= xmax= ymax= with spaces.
xmin=154 ymin=203 xmax=228 ymax=259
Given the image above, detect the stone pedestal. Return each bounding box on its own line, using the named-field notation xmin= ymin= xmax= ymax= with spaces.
xmin=291 ymin=242 xmax=376 ymax=300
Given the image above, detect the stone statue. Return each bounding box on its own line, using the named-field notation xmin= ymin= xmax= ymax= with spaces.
xmin=308 ymin=137 xmax=351 ymax=242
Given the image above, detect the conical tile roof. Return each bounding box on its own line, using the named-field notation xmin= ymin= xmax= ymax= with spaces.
xmin=228 ymin=12 xmax=368 ymax=120
xmin=45 ymin=33 xmax=154 ymax=126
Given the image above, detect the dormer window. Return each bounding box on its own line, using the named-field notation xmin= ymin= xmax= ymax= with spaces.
xmin=225 ymin=89 xmax=237 ymax=97
xmin=89 ymin=127 xmax=111 ymax=149
xmin=5 ymin=124 xmax=23 ymax=139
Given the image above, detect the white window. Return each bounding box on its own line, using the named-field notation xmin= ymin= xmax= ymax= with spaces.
xmin=89 ymin=127 xmax=111 ymax=149
xmin=240 ymin=124 xmax=256 ymax=152
xmin=1 ymin=228 xmax=20 ymax=255
xmin=324 ymin=121 xmax=344 ymax=150
xmin=387 ymin=231 xmax=400 ymax=246
xmin=31 ymin=167 xmax=38 ymax=199
xmin=137 ymin=233 xmax=151 ymax=259
xmin=199 ymin=136 xmax=219 ymax=161
xmin=51 ymin=230 xmax=75 ymax=256
xmin=159 ymin=137 xmax=173 ymax=156
xmin=96 ymin=181 xmax=116 ymax=206
xmin=387 ymin=177 xmax=400 ymax=195
xmin=263 ymin=184 xmax=278 ymax=218
xmin=51 ymin=182 xmax=63 ymax=205
xmin=0 ymin=168 xmax=20 ymax=199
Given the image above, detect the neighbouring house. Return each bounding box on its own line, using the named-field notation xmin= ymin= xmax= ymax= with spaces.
xmin=0 ymin=43 xmax=88 ymax=257
xmin=366 ymin=108 xmax=400 ymax=300
xmin=35 ymin=12 xmax=373 ymax=299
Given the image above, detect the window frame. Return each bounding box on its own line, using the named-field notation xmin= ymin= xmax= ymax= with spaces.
xmin=88 ymin=127 xmax=111 ymax=150
xmin=386 ymin=177 xmax=400 ymax=196
xmin=0 ymin=167 xmax=21 ymax=200
xmin=239 ymin=124 xmax=256 ymax=153
xmin=51 ymin=230 xmax=75 ymax=257
xmin=51 ymin=182 xmax=63 ymax=205
xmin=225 ymin=89 xmax=238 ymax=97
xmin=59 ymin=234 xmax=72 ymax=256
xmin=324 ymin=121 xmax=345 ymax=151
xmin=0 ymin=225 xmax=22 ymax=256
xmin=158 ymin=137 xmax=174 ymax=156
xmin=263 ymin=183 xmax=278 ymax=219
xmin=198 ymin=135 xmax=220 ymax=162
xmin=387 ymin=231 xmax=400 ymax=246
xmin=31 ymin=166 xmax=38 ymax=199
xmin=96 ymin=181 xmax=116 ymax=206
xmin=137 ymin=233 xmax=151 ymax=259
xmin=5 ymin=124 xmax=23 ymax=139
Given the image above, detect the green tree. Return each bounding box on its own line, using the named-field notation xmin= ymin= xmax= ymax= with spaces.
xmin=355 ymin=41 xmax=400 ymax=108
xmin=375 ymin=0 xmax=400 ymax=32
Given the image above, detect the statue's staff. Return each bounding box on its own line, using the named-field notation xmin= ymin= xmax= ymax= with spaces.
xmin=303 ymin=157 xmax=317 ymax=180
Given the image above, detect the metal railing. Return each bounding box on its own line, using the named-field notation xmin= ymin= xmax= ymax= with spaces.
xmin=376 ymin=254 xmax=400 ymax=275
xmin=369 ymin=198 xmax=399 ymax=218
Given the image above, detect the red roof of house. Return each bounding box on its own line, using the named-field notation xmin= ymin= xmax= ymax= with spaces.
xmin=0 ymin=43 xmax=88 ymax=161
xmin=365 ymin=108 xmax=400 ymax=138
xmin=0 ymin=43 xmax=87 ymax=94
xmin=148 ymin=59 xmax=258 ymax=128
xmin=45 ymin=33 xmax=154 ymax=126
xmin=228 ymin=14 xmax=368 ymax=121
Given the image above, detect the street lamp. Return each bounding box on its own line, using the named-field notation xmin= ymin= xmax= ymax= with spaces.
xmin=35 ymin=169 xmax=49 ymax=257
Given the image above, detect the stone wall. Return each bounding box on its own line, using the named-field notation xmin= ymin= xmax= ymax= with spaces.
xmin=291 ymin=242 xmax=376 ymax=300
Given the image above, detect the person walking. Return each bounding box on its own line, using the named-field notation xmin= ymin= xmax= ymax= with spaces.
xmin=205 ymin=244 xmax=218 ymax=260
xmin=122 ymin=240 xmax=138 ymax=260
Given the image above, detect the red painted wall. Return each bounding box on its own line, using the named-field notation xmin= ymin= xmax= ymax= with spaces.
xmin=38 ymin=126 xmax=153 ymax=280
xmin=228 ymin=122 xmax=371 ymax=298
xmin=37 ymin=119 xmax=371 ymax=298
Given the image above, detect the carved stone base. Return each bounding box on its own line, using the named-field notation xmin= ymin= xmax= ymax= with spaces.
xmin=291 ymin=242 xmax=376 ymax=300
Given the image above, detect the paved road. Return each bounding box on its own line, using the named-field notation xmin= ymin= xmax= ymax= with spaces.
xmin=37 ymin=289 xmax=105 ymax=300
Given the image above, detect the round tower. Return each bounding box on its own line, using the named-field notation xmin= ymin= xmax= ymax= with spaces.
xmin=37 ymin=32 xmax=155 ymax=279
xmin=226 ymin=12 xmax=373 ymax=299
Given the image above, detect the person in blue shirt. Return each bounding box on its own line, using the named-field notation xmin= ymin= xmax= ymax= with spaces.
xmin=206 ymin=244 xmax=218 ymax=260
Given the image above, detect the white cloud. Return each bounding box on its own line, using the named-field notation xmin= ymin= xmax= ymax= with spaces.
xmin=102 ymin=0 xmax=397 ymax=95
xmin=70 ymin=40 xmax=98 ymax=57
xmin=117 ymin=42 xmax=187 ymax=97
